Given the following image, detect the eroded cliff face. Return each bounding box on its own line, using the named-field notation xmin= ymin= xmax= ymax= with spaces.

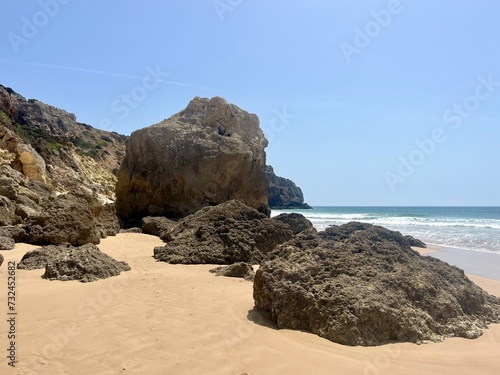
xmin=266 ymin=165 xmax=311 ymax=209
xmin=0 ymin=84 xmax=126 ymax=199
xmin=116 ymin=96 xmax=270 ymax=223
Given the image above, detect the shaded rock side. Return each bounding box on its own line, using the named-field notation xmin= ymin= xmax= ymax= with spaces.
xmin=253 ymin=222 xmax=500 ymax=346
xmin=153 ymin=200 xmax=293 ymax=265
xmin=266 ymin=166 xmax=312 ymax=209
xmin=141 ymin=216 xmax=177 ymax=237
xmin=116 ymin=96 xmax=270 ymax=223
xmin=18 ymin=244 xmax=130 ymax=282
xmin=210 ymin=262 xmax=255 ymax=281
xmin=0 ymin=253 xmax=3 ymax=267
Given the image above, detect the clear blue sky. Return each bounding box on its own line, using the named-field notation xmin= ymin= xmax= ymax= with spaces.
xmin=1 ymin=1 xmax=499 ymax=206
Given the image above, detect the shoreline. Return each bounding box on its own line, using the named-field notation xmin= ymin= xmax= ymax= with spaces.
xmin=413 ymin=244 xmax=500 ymax=281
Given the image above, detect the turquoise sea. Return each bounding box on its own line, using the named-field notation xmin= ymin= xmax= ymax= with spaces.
xmin=271 ymin=207 xmax=500 ymax=254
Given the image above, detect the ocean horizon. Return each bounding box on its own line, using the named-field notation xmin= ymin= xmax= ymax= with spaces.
xmin=271 ymin=206 xmax=500 ymax=254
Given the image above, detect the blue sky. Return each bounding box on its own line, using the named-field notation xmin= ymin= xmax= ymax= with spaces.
xmin=1 ymin=1 xmax=499 ymax=206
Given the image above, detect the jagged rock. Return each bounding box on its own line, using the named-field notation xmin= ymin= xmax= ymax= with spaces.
xmin=17 ymin=244 xmax=130 ymax=282
xmin=154 ymin=200 xmax=293 ymax=265
xmin=0 ymin=236 xmax=15 ymax=250
xmin=0 ymin=225 xmax=26 ymax=242
xmin=17 ymin=245 xmax=66 ymax=270
xmin=116 ymin=97 xmax=270 ymax=223
xmin=254 ymin=222 xmax=500 ymax=346
xmin=0 ymin=196 xmax=21 ymax=225
xmin=266 ymin=166 xmax=312 ymax=209
xmin=210 ymin=262 xmax=255 ymax=281
xmin=405 ymin=235 xmax=427 ymax=248
xmin=141 ymin=216 xmax=177 ymax=236
xmin=25 ymin=192 xmax=103 ymax=246
xmin=273 ymin=213 xmax=315 ymax=235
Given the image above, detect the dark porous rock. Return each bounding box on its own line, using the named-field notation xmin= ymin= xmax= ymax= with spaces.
xmin=18 ymin=244 xmax=130 ymax=282
xmin=141 ymin=216 xmax=177 ymax=236
xmin=405 ymin=235 xmax=427 ymax=248
xmin=0 ymin=236 xmax=15 ymax=250
xmin=266 ymin=165 xmax=312 ymax=209
xmin=25 ymin=192 xmax=102 ymax=246
xmin=254 ymin=222 xmax=500 ymax=346
xmin=120 ymin=227 xmax=143 ymax=234
xmin=273 ymin=213 xmax=315 ymax=235
xmin=116 ymin=96 xmax=270 ymax=223
xmin=210 ymin=262 xmax=255 ymax=281
xmin=18 ymin=245 xmax=70 ymax=270
xmin=154 ymin=200 xmax=293 ymax=265
xmin=0 ymin=226 xmax=26 ymax=242
xmin=0 ymin=253 xmax=3 ymax=267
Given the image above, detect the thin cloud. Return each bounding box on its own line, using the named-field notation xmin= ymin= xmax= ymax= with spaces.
xmin=0 ymin=59 xmax=217 ymax=90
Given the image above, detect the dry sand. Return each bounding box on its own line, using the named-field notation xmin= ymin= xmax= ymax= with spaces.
xmin=1 ymin=234 xmax=499 ymax=375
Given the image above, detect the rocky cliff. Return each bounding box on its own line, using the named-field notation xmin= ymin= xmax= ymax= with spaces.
xmin=0 ymin=84 xmax=125 ymax=247
xmin=116 ymin=96 xmax=270 ymax=223
xmin=266 ymin=165 xmax=312 ymax=209
xmin=0 ymin=84 xmax=126 ymax=199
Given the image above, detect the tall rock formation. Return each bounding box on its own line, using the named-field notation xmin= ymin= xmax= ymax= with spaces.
xmin=266 ymin=166 xmax=312 ymax=209
xmin=116 ymin=97 xmax=270 ymax=222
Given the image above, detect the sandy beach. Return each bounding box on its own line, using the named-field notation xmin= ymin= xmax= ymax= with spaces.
xmin=1 ymin=234 xmax=499 ymax=375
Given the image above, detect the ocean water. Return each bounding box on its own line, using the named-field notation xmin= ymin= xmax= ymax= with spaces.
xmin=271 ymin=207 xmax=500 ymax=254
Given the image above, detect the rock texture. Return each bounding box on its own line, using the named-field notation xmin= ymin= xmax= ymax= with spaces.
xmin=18 ymin=244 xmax=130 ymax=282
xmin=0 ymin=253 xmax=3 ymax=267
xmin=25 ymin=192 xmax=120 ymax=246
xmin=210 ymin=262 xmax=255 ymax=281
xmin=273 ymin=213 xmax=315 ymax=235
xmin=153 ymin=200 xmax=293 ymax=265
xmin=266 ymin=166 xmax=311 ymax=209
xmin=116 ymin=97 xmax=270 ymax=223
xmin=0 ymin=163 xmax=119 ymax=246
xmin=0 ymin=84 xmax=127 ymax=199
xmin=0 ymin=236 xmax=15 ymax=250
xmin=141 ymin=216 xmax=177 ymax=237
xmin=405 ymin=235 xmax=427 ymax=248
xmin=254 ymin=222 xmax=500 ymax=346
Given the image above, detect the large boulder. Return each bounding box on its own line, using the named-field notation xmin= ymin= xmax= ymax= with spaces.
xmin=153 ymin=200 xmax=293 ymax=265
xmin=18 ymin=244 xmax=130 ymax=282
xmin=116 ymin=97 xmax=270 ymax=223
xmin=253 ymin=222 xmax=500 ymax=346
xmin=266 ymin=165 xmax=311 ymax=209
xmin=25 ymin=192 xmax=103 ymax=246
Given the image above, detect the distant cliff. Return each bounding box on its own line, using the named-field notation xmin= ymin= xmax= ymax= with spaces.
xmin=266 ymin=166 xmax=312 ymax=209
xmin=0 ymin=84 xmax=126 ymax=198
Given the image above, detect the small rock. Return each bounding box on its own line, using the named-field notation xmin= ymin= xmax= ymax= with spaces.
xmin=210 ymin=262 xmax=255 ymax=281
